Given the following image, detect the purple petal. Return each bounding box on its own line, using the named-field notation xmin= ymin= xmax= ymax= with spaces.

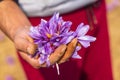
xmin=50 ymin=12 xmax=59 ymax=22
xmin=60 ymin=21 xmax=72 ymax=33
xmin=76 ymin=46 xmax=81 ymax=51
xmin=53 ymin=42 xmax=60 ymax=47
xmin=39 ymin=54 xmax=47 ymax=64
xmin=40 ymin=19 xmax=50 ymax=33
xmin=78 ymin=41 xmax=90 ymax=48
xmin=29 ymin=27 xmax=41 ymax=39
xmin=60 ymin=35 xmax=74 ymax=44
xmin=72 ymin=52 xmax=81 ymax=59
xmin=78 ymin=35 xmax=96 ymax=42
xmin=75 ymin=23 xmax=84 ymax=34
xmin=76 ymin=24 xmax=89 ymax=36
xmin=46 ymin=43 xmax=53 ymax=54
xmin=40 ymin=19 xmax=47 ymax=27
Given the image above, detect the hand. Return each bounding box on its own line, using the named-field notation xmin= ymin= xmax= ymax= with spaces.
xmin=0 ymin=1 xmax=78 ymax=68
xmin=58 ymin=38 xmax=77 ymax=64
xmin=19 ymin=38 xmax=77 ymax=69
xmin=14 ymin=27 xmax=77 ymax=68
xmin=13 ymin=27 xmax=37 ymax=55
xmin=19 ymin=44 xmax=66 ymax=69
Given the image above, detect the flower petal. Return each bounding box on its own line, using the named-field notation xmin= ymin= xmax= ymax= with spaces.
xmin=60 ymin=35 xmax=75 ymax=44
xmin=76 ymin=24 xmax=89 ymax=36
xmin=60 ymin=21 xmax=72 ymax=33
xmin=72 ymin=51 xmax=81 ymax=59
xmin=78 ymin=35 xmax=96 ymax=42
xmin=78 ymin=41 xmax=90 ymax=48
xmin=39 ymin=54 xmax=47 ymax=64
xmin=29 ymin=12 xmax=96 ymax=65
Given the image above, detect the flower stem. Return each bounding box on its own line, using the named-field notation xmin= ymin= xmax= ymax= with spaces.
xmin=56 ymin=63 xmax=60 ymax=75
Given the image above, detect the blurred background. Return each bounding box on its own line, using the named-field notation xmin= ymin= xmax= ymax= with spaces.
xmin=0 ymin=0 xmax=120 ymax=80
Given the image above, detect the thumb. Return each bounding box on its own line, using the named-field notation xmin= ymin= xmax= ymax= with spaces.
xmin=14 ymin=36 xmax=37 ymax=55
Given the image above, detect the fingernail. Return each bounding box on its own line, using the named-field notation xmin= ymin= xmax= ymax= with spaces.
xmin=73 ymin=38 xmax=77 ymax=47
xmin=59 ymin=59 xmax=66 ymax=64
xmin=27 ymin=45 xmax=34 ymax=55
xmin=27 ymin=46 xmax=32 ymax=54
xmin=61 ymin=45 xmax=67 ymax=52
xmin=34 ymin=55 xmax=39 ymax=59
xmin=27 ymin=36 xmax=34 ymax=43
xmin=78 ymin=43 xmax=81 ymax=47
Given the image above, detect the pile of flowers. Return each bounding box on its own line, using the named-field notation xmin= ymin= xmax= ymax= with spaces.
xmin=29 ymin=13 xmax=96 ymax=66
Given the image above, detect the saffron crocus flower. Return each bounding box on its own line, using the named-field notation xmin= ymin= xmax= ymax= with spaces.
xmin=30 ymin=13 xmax=73 ymax=65
xmin=75 ymin=23 xmax=96 ymax=48
xmin=29 ymin=12 xmax=96 ymax=66
xmin=71 ymin=23 xmax=96 ymax=59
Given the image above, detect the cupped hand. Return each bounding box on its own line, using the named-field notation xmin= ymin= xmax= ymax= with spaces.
xmin=19 ymin=44 xmax=66 ymax=69
xmin=13 ymin=27 xmax=77 ymax=68
xmin=13 ymin=27 xmax=37 ymax=55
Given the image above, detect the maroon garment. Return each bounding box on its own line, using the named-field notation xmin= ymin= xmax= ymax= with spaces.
xmin=18 ymin=1 xmax=113 ymax=80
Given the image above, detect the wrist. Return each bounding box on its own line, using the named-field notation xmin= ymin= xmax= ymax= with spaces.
xmin=0 ymin=0 xmax=31 ymax=41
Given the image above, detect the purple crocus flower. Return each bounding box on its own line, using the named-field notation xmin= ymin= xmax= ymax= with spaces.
xmin=71 ymin=23 xmax=96 ymax=59
xmin=29 ymin=12 xmax=96 ymax=66
xmin=30 ymin=13 xmax=73 ymax=65
xmin=75 ymin=23 xmax=96 ymax=48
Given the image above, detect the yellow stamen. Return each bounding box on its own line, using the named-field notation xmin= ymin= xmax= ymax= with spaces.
xmin=46 ymin=33 xmax=52 ymax=38
xmin=78 ymin=43 xmax=81 ymax=47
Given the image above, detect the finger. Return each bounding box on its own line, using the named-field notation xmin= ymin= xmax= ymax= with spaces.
xmin=19 ymin=45 xmax=66 ymax=68
xmin=58 ymin=38 xmax=77 ymax=64
xmin=42 ymin=44 xmax=66 ymax=66
xmin=15 ymin=36 xmax=37 ymax=55
xmin=35 ymin=45 xmax=67 ymax=67
xmin=26 ymin=35 xmax=34 ymax=43
xmin=26 ymin=35 xmax=37 ymax=55
xmin=34 ymin=54 xmax=40 ymax=59
xmin=19 ymin=51 xmax=41 ymax=69
xmin=25 ymin=35 xmax=37 ymax=55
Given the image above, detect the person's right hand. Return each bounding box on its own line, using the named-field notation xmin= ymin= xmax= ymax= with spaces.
xmin=0 ymin=0 xmax=78 ymax=69
xmin=19 ymin=38 xmax=77 ymax=69
xmin=15 ymin=27 xmax=77 ymax=69
xmin=19 ymin=44 xmax=67 ymax=69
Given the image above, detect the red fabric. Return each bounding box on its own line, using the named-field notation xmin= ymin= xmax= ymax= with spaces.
xmin=18 ymin=1 xmax=113 ymax=80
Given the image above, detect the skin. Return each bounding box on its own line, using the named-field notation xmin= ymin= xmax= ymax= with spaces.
xmin=0 ymin=0 xmax=77 ymax=68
